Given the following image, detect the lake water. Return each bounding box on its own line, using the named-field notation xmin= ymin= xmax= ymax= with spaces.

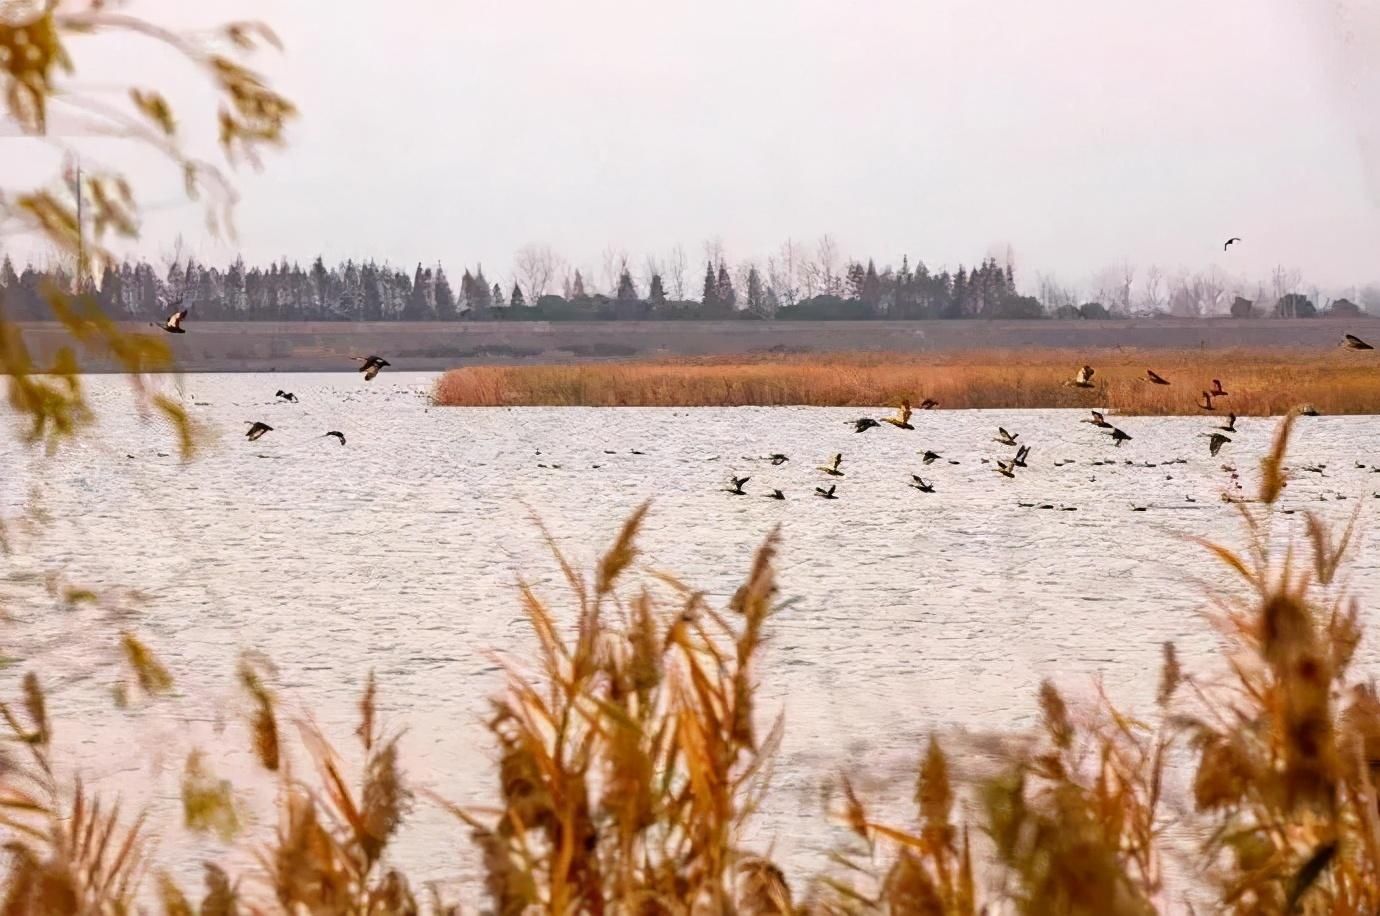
xmin=3 ymin=372 xmax=1379 ymax=900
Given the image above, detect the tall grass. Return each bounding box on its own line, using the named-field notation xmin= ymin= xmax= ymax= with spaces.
xmin=434 ymin=348 xmax=1380 ymax=414
xmin=4 ymin=417 xmax=1380 ymax=912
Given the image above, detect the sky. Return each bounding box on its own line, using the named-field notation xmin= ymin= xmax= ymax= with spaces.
xmin=4 ymin=0 xmax=1380 ymax=292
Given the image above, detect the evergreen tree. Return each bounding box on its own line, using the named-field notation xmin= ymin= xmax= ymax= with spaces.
xmin=746 ymin=266 xmax=767 ymax=317
xmin=361 ymin=262 xmax=383 ymax=321
xmin=310 ymin=256 xmax=330 ymax=318
xmin=616 ymin=268 xmax=638 ymax=301
xmin=715 ymin=263 xmax=737 ymax=309
xmin=434 ymin=265 xmax=456 ymax=320
xmin=492 ymin=282 xmax=505 ymax=308
xmin=459 ymin=269 xmax=476 ymax=314
xmin=510 ymin=282 xmax=526 ymax=308
xmin=846 ymin=262 xmax=867 ymax=300
xmin=97 ymin=264 xmax=122 ymax=315
xmin=861 ymin=259 xmax=881 ymax=312
xmin=472 ymin=267 xmax=493 ymax=310
xmin=571 ymin=270 xmax=587 ymax=299
xmin=648 ymin=273 xmax=667 ymax=306
xmin=701 ymin=261 xmax=718 ymax=306
xmin=338 ymin=260 xmax=359 ymax=319
xmin=403 ymin=263 xmax=433 ymax=320
xmin=0 ymin=255 xmax=18 ymax=292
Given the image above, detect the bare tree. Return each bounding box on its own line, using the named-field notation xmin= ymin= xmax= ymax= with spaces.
xmin=702 ymin=237 xmax=726 ymax=272
xmin=1270 ymin=265 xmax=1302 ymax=310
xmin=514 ymin=243 xmax=561 ymax=300
xmin=1036 ymin=272 xmax=1079 ymax=311
xmin=1168 ymin=271 xmax=1201 ymax=317
xmin=641 ymin=253 xmax=663 ymax=292
xmin=599 ymin=245 xmax=628 ymax=296
xmin=1140 ymin=265 xmax=1165 ymax=314
xmin=1197 ymin=267 xmax=1228 ymax=316
xmin=808 ymin=234 xmax=842 ymax=297
xmin=666 ymin=245 xmax=688 ymax=300
xmin=768 ymin=238 xmax=803 ymax=307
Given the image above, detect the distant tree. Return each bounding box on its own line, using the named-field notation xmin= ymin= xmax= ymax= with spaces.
xmin=361 ymin=263 xmax=383 ymax=321
xmin=993 ymin=295 xmax=1045 ymax=319
xmin=472 ymin=267 xmax=493 ymax=311
xmin=1229 ymin=296 xmax=1254 ymax=319
xmin=701 ymin=261 xmax=718 ymax=307
xmin=492 ymin=282 xmax=506 ymax=308
xmin=1275 ymin=292 xmax=1316 ymax=318
xmin=616 ymin=268 xmax=638 ymax=302
xmin=861 ymin=259 xmax=881 ymax=312
xmin=434 ymin=266 xmax=456 ymax=320
xmin=1052 ymin=304 xmax=1082 ymax=320
xmin=510 ymin=282 xmax=526 ymax=308
xmin=309 ymin=256 xmax=330 ymax=317
xmin=1078 ymin=302 xmax=1111 ymax=320
xmin=745 ymin=266 xmax=767 ymax=318
xmin=715 ymin=264 xmax=737 ymax=309
xmin=846 ymin=262 xmax=866 ymax=301
xmin=1325 ymin=298 xmax=1363 ymax=318
xmin=97 ymin=264 xmax=123 ymax=316
xmin=571 ymin=270 xmax=587 ymax=299
xmin=403 ymin=263 xmax=433 ymax=320
xmin=648 ymin=273 xmax=667 ymax=306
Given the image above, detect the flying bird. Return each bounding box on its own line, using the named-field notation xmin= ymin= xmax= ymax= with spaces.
xmin=1144 ymin=369 xmax=1170 ymax=385
xmin=1082 ymin=410 xmax=1112 ymax=428
xmin=1013 ymin=445 xmax=1031 ymax=468
xmin=324 ymin=430 xmax=346 ymax=445
xmin=1069 ymin=365 xmax=1095 ymax=388
xmin=1223 ymin=237 xmax=1241 ymax=251
xmin=1107 ymin=427 xmax=1133 ymax=447
xmin=1210 ymin=379 xmax=1228 ymax=397
xmin=815 ymin=484 xmax=839 ymax=500
xmin=726 ymin=476 xmax=750 ymax=495
xmin=1198 ymin=391 xmax=1215 ymax=411
xmin=769 ymin=453 xmax=789 ymax=466
xmin=994 ymin=427 xmax=1019 ymax=446
xmin=1343 ymin=334 xmax=1374 ymax=350
xmin=910 ymin=476 xmax=935 ymax=493
xmin=818 ymin=454 xmax=844 ymax=477
xmin=245 ymin=421 xmax=273 ymax=442
xmin=1219 ymin=414 xmax=1237 ymax=433
xmin=765 ymin=489 xmax=786 ymax=500
xmin=275 ymin=390 xmax=298 ymax=403
xmin=921 ymin=450 xmax=943 ymax=465
xmin=918 ymin=398 xmax=939 ymax=410
xmin=153 ymin=303 xmax=189 ymax=334
xmin=1205 ymin=433 xmax=1231 ymax=457
xmin=882 ymin=400 xmax=914 ymax=429
xmin=353 ymin=355 xmax=392 ymax=381
xmin=853 ymin=417 xmax=881 ymax=433
xmin=995 ymin=460 xmax=1016 ymax=479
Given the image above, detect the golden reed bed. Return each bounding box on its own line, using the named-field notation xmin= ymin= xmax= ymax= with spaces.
xmin=433 ymin=347 xmax=1380 ymax=414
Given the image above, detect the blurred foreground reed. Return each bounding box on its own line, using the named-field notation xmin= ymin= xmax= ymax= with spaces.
xmin=3 ymin=417 xmax=1380 ymax=913
xmin=434 ymin=349 xmax=1380 ymax=414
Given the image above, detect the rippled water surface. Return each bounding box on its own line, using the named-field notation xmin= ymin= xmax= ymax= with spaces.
xmin=4 ymin=372 xmax=1379 ymax=896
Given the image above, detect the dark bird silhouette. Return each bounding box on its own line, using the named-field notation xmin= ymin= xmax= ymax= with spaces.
xmin=769 ymin=453 xmax=789 ymax=466
xmin=921 ymin=450 xmax=942 ymax=465
xmin=994 ymin=427 xmax=1019 ymax=446
xmin=1144 ymin=369 xmax=1170 ymax=385
xmin=152 ymin=303 xmax=189 ymax=334
xmin=1205 ymin=432 xmax=1231 ymax=457
xmin=1082 ymin=410 xmax=1112 ymax=428
xmin=325 ymin=430 xmax=346 ymax=445
xmin=1199 ymin=390 xmax=1216 ymax=411
xmin=919 ymin=398 xmax=939 ymax=410
xmin=1210 ymin=379 xmax=1228 ymax=397
xmin=995 ymin=460 xmax=1016 ymax=479
xmin=910 ymin=475 xmax=935 ymax=493
xmin=1219 ymin=413 xmax=1237 ymax=433
xmin=275 ymin=390 xmax=298 ymax=403
xmin=1069 ymin=365 xmax=1095 ymax=388
xmin=245 ymin=421 xmax=273 ymax=442
xmin=1223 ymin=237 xmax=1241 ymax=251
xmin=882 ymin=400 xmax=914 ymax=429
xmin=766 ymin=489 xmax=785 ymax=500
xmin=1013 ymin=445 xmax=1031 ymax=468
xmin=853 ymin=417 xmax=880 ymax=433
xmin=818 ymin=453 xmax=844 ymax=476
xmin=1298 ymin=405 xmax=1320 ymax=417
xmin=1343 ymin=333 xmax=1374 ymax=350
xmin=353 ymin=355 xmax=391 ymax=381
xmin=815 ymin=484 xmax=839 ymax=499
xmin=1108 ymin=427 xmax=1133 ymax=447
xmin=726 ymin=476 xmax=750 ymax=495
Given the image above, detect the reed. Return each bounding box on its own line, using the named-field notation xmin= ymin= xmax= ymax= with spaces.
xmin=434 ymin=348 xmax=1380 ymax=414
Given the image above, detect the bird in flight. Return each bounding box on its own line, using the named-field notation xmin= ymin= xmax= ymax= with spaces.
xmin=765 ymin=489 xmax=786 ymax=500
xmin=882 ymin=400 xmax=914 ymax=429
xmin=818 ymin=454 xmax=845 ymax=476
xmin=275 ymin=390 xmax=298 ymax=403
xmin=245 ymin=421 xmax=273 ymax=442
xmin=815 ymin=484 xmax=839 ymax=499
xmin=1198 ymin=391 xmax=1216 ymax=411
xmin=1013 ymin=444 xmax=1031 ymax=468
xmin=1107 ymin=427 xmax=1133 ymax=447
xmin=1069 ymin=365 xmax=1095 ymax=388
xmin=353 ymin=355 xmax=392 ymax=380
xmin=1343 ymin=334 xmax=1374 ymax=350
xmin=995 ymin=459 xmax=1016 ymax=479
xmin=1223 ymin=237 xmax=1241 ymax=251
xmin=153 ymin=302 xmax=189 ymax=334
xmin=1218 ymin=414 xmax=1237 ymax=433
xmin=726 ymin=476 xmax=750 ymax=495
xmin=910 ymin=476 xmax=935 ymax=493
xmin=994 ymin=427 xmax=1019 ymax=447
xmin=768 ymin=453 xmax=789 ymax=466
xmin=1144 ymin=369 xmax=1170 ymax=385
xmin=324 ymin=430 xmax=346 ymax=445
xmin=1210 ymin=379 xmax=1228 ymax=397
xmin=853 ymin=417 xmax=880 ymax=433
xmin=1082 ymin=410 xmax=1112 ymax=428
xmin=1205 ymin=433 xmax=1231 ymax=457
xmin=921 ymin=450 xmax=942 ymax=465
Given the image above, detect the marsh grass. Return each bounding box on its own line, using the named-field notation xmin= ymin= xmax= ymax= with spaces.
xmin=434 ymin=348 xmax=1380 ymax=414
xmin=4 ymin=417 xmax=1380 ymax=913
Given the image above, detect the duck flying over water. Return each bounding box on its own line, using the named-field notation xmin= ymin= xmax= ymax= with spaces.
xmin=882 ymin=400 xmax=914 ymax=429
xmin=1069 ymin=365 xmax=1095 ymax=388
xmin=1343 ymin=334 xmax=1374 ymax=351
xmin=766 ymin=489 xmax=785 ymax=500
xmin=1013 ymin=444 xmax=1031 ymax=468
xmin=324 ymin=430 xmax=346 ymax=445
xmin=919 ymin=398 xmax=939 ymax=410
xmin=995 ymin=460 xmax=1016 ymax=479
xmin=1198 ymin=390 xmax=1215 ymax=411
xmin=1082 ymin=410 xmax=1112 ymax=428
xmin=726 ymin=476 xmax=750 ymax=495
xmin=1144 ymin=369 xmax=1170 ymax=385
xmin=1107 ymin=427 xmax=1133 ymax=447
xmin=245 ymin=421 xmax=273 ymax=442
xmin=853 ymin=417 xmax=881 ymax=433
xmin=1219 ymin=413 xmax=1237 ymax=433
xmin=910 ymin=475 xmax=935 ymax=493
xmin=1205 ymin=433 xmax=1231 ymax=457
xmin=353 ymin=355 xmax=392 ymax=380
xmin=815 ymin=484 xmax=839 ymax=499
xmin=153 ymin=303 xmax=189 ymax=334
xmin=994 ymin=427 xmax=1019 ymax=447
xmin=921 ymin=450 xmax=942 ymax=465
xmin=818 ymin=453 xmax=844 ymax=476
xmin=1210 ymin=379 xmax=1228 ymax=397
xmin=275 ymin=390 xmax=298 ymax=403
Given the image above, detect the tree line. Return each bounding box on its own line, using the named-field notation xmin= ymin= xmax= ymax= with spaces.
xmin=0 ymin=245 xmax=1372 ymax=322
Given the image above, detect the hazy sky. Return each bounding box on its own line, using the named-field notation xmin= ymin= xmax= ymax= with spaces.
xmin=5 ymin=0 xmax=1380 ymax=290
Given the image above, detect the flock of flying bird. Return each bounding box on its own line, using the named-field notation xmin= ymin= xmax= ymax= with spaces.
xmin=722 ymin=331 xmax=1380 ymax=503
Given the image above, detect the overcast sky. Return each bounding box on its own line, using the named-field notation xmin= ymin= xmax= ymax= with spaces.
xmin=5 ymin=0 xmax=1380 ymax=290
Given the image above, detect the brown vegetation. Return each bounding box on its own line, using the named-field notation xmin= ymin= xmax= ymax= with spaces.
xmin=434 ymin=348 xmax=1380 ymax=414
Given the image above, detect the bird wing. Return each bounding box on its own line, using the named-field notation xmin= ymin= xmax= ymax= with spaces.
xmin=168 ymin=308 xmax=188 ymax=329
xmin=1076 ymin=366 xmax=1093 ymax=384
xmin=899 ymin=405 xmax=912 ymax=424
xmin=831 ymin=453 xmax=841 ymax=469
